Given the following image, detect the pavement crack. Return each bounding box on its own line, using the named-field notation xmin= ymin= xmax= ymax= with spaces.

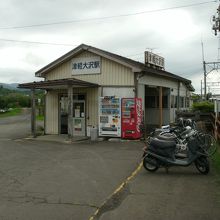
xmin=0 ymin=170 xmax=24 ymax=187
xmin=3 ymin=193 xmax=98 ymax=209
xmin=90 ymin=183 xmax=130 ymax=220
xmin=129 ymin=192 xmax=148 ymax=196
xmin=42 ymin=201 xmax=98 ymax=209
xmin=89 ymin=162 xmax=143 ymax=220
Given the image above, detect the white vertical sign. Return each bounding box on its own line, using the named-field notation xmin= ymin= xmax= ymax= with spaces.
xmin=145 ymin=51 xmax=165 ymax=68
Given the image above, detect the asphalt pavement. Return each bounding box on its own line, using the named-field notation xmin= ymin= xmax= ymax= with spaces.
xmin=0 ymin=110 xmax=220 ymax=220
xmin=100 ymin=166 xmax=220 ymax=220
xmin=0 ymin=111 xmax=143 ymax=220
xmin=0 ymin=108 xmax=32 ymax=139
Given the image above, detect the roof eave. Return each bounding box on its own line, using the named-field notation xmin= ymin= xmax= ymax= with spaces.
xmin=87 ymin=48 xmax=142 ymax=72
xmin=142 ymin=68 xmax=194 ymax=91
xmin=18 ymin=78 xmax=100 ymax=90
xmin=35 ymin=44 xmax=86 ymax=77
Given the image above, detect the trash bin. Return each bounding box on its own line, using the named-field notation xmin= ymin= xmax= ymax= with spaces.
xmin=90 ymin=127 xmax=98 ymax=141
xmin=87 ymin=125 xmax=92 ymax=137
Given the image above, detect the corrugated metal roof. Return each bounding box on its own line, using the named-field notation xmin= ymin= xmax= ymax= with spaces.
xmin=18 ymin=78 xmax=99 ymax=89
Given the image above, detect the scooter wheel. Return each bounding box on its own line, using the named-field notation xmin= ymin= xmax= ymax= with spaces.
xmin=195 ymin=156 xmax=210 ymax=175
xmin=143 ymin=155 xmax=159 ymax=172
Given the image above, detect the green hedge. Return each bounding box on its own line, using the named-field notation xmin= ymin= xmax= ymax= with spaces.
xmin=0 ymin=108 xmax=22 ymax=118
xmin=192 ymin=101 xmax=214 ymax=113
xmin=0 ymin=93 xmax=31 ymax=109
xmin=213 ymin=148 xmax=220 ymax=174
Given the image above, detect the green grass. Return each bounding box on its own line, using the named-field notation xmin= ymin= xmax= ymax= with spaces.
xmin=36 ymin=115 xmax=44 ymax=121
xmin=213 ymin=147 xmax=220 ymax=173
xmin=0 ymin=109 xmax=44 ymax=121
xmin=0 ymin=108 xmax=22 ymax=118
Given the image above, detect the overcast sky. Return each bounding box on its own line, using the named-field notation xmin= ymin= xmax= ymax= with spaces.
xmin=0 ymin=0 xmax=219 ymax=93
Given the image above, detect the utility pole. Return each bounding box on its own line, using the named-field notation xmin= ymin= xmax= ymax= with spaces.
xmin=201 ymin=80 xmax=203 ymax=100
xmin=212 ymin=3 xmax=220 ymax=36
xmin=201 ymin=41 xmax=208 ymax=99
xmin=203 ymin=61 xmax=207 ymax=99
xmin=201 ymin=41 xmax=207 ymax=99
xmin=200 ymin=3 xmax=220 ymax=99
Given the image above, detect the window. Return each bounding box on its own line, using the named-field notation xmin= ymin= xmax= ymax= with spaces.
xmin=186 ymin=97 xmax=190 ymax=108
xmin=171 ymin=95 xmax=174 ymax=108
xmin=175 ymin=96 xmax=178 ymax=108
xmin=145 ymin=95 xmax=168 ymax=108
xmin=145 ymin=96 xmax=156 ymax=108
xmin=73 ymin=94 xmax=85 ymax=100
xmin=180 ymin=97 xmax=184 ymax=108
xmin=162 ymin=96 xmax=168 ymax=108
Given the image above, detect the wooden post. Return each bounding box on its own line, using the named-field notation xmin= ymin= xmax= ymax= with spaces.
xmin=68 ymin=85 xmax=73 ymax=138
xmin=159 ymin=86 xmax=163 ymax=128
xmin=31 ymin=88 xmax=36 ymax=138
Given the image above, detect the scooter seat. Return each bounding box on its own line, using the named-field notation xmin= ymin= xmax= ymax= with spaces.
xmin=150 ymin=138 xmax=176 ymax=149
xmin=157 ymin=133 xmax=176 ymax=142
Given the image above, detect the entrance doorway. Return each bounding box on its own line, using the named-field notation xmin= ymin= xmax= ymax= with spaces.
xmin=144 ymin=86 xmax=170 ymax=131
xmin=59 ymin=94 xmax=86 ymax=136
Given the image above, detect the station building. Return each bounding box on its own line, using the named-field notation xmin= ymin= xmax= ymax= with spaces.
xmin=19 ymin=44 xmax=194 ymax=137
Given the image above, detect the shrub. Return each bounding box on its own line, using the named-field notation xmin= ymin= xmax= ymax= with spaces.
xmin=192 ymin=101 xmax=214 ymax=113
xmin=213 ymin=147 xmax=220 ymax=173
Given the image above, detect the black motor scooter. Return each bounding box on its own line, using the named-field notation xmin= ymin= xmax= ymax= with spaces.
xmin=143 ymin=134 xmax=210 ymax=174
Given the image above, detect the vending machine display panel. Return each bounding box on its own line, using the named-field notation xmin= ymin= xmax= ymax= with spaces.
xmin=99 ymin=97 xmax=121 ymax=137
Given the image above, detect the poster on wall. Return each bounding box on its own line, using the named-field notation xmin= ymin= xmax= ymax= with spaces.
xmin=71 ymin=56 xmax=101 ymax=75
xmin=74 ymin=118 xmax=82 ymax=131
xmin=75 ymin=109 xmax=80 ymax=118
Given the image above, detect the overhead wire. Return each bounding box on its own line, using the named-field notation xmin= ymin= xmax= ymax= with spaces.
xmin=0 ymin=39 xmax=149 ymax=61
xmin=0 ymin=0 xmax=217 ymax=53
xmin=0 ymin=38 xmax=77 ymax=46
xmin=0 ymin=0 xmax=216 ymax=30
xmin=0 ymin=1 xmax=216 ymax=47
xmin=0 ymin=38 xmax=145 ymax=60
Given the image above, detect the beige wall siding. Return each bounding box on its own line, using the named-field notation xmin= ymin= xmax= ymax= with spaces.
xmin=170 ymin=83 xmax=188 ymax=97
xmin=139 ymin=74 xmax=178 ymax=89
xmin=45 ymin=91 xmax=59 ymax=134
xmin=46 ymin=51 xmax=134 ymax=86
xmin=179 ymin=83 xmax=188 ymax=96
xmin=139 ymin=74 xmax=189 ymax=95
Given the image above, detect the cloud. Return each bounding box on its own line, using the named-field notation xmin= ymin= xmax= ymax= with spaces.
xmin=0 ymin=0 xmax=219 ymax=93
xmin=0 ymin=68 xmax=39 ymax=83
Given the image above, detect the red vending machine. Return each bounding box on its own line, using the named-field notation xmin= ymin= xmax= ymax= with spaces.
xmin=121 ymin=98 xmax=143 ymax=139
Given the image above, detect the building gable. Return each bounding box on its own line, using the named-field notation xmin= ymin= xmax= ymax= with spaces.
xmin=35 ymin=44 xmax=194 ymax=91
xmin=45 ymin=50 xmax=135 ymax=86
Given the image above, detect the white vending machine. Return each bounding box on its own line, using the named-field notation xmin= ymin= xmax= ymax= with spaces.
xmin=99 ymin=96 xmax=121 ymax=137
